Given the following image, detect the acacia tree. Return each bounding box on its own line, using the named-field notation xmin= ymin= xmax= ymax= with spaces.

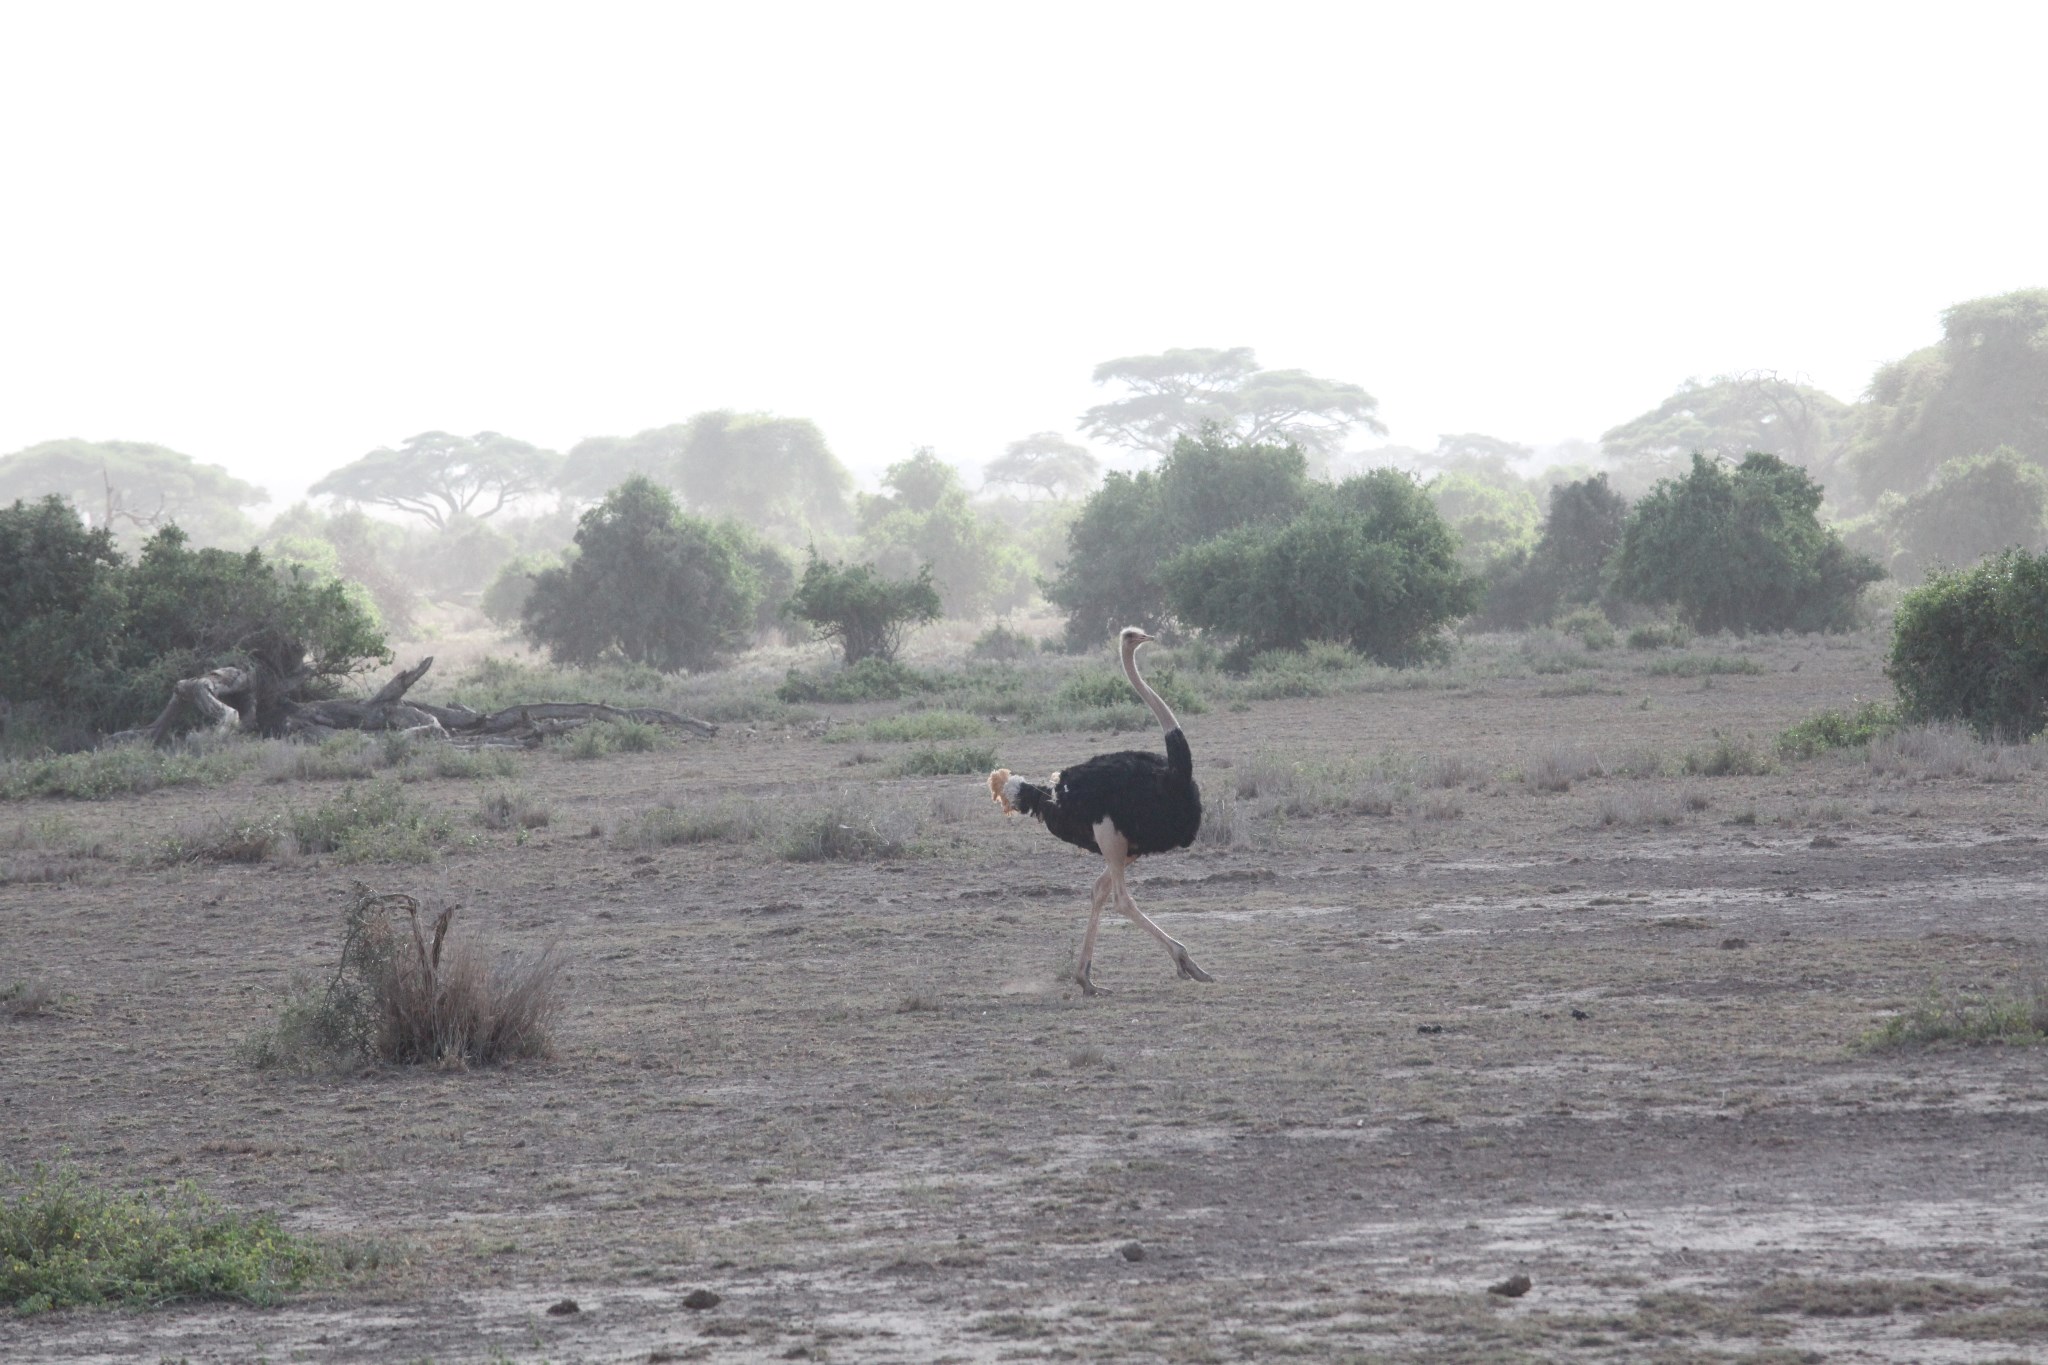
xmin=0 ymin=439 xmax=267 ymax=546
xmin=1080 ymin=348 xmax=1384 ymax=460
xmin=311 ymin=431 xmax=559 ymax=529
xmin=1611 ymin=453 xmax=1881 ymax=634
xmin=983 ymin=432 xmax=1099 ymax=499
xmin=1601 ymin=373 xmax=1854 ymax=496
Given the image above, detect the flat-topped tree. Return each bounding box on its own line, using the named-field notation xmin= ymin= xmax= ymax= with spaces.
xmin=0 ymin=439 xmax=266 ymax=547
xmin=311 ymin=431 xmax=558 ymax=529
xmin=1081 ymin=347 xmax=1384 ymax=462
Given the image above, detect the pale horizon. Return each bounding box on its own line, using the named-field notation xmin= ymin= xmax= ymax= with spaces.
xmin=3 ymin=2 xmax=2042 ymax=515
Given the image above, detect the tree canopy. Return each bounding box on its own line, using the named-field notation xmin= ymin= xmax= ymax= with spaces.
xmin=1611 ymin=453 xmax=1881 ymax=634
xmin=1160 ymin=471 xmax=1475 ymax=664
xmin=1043 ymin=429 xmax=1317 ymax=648
xmin=1600 ymin=373 xmax=1854 ymax=496
xmin=0 ymin=439 xmax=267 ymax=547
xmin=859 ymin=449 xmax=1030 ymax=617
xmin=1848 ymin=447 xmax=2048 ymax=585
xmin=784 ymin=552 xmax=942 ymax=665
xmin=983 ymin=432 xmax=1100 ymax=499
xmin=520 ymin=477 xmax=760 ymax=673
xmin=1080 ymin=348 xmax=1384 ymax=460
xmin=1845 ymin=289 xmax=2048 ymax=506
xmin=311 ymin=431 xmax=558 ymax=529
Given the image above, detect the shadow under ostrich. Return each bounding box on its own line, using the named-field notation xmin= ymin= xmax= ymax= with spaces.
xmin=988 ymin=625 xmax=1214 ymax=995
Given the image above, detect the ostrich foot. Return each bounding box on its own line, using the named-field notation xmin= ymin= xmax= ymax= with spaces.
xmin=1174 ymin=948 xmax=1215 ymax=983
xmin=1077 ymin=965 xmax=1108 ymax=997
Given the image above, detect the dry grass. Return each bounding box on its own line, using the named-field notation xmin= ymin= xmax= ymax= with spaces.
xmin=2 ymin=978 xmax=60 ymax=1019
xmin=246 ymin=884 xmax=563 ymax=1070
xmin=1524 ymin=746 xmax=1604 ymax=793
xmin=1867 ymin=725 xmax=2048 ymax=783
xmin=476 ymin=788 xmax=551 ymax=831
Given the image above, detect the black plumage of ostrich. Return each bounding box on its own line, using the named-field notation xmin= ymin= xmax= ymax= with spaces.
xmin=988 ymin=625 xmax=1213 ymax=995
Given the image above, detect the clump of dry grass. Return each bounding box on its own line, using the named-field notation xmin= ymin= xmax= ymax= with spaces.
xmin=476 ymin=788 xmax=551 ymax=831
xmin=246 ymin=883 xmax=563 ymax=1070
xmin=1418 ymin=754 xmax=1485 ymax=789
xmin=1867 ymin=724 xmax=2048 ymax=783
xmin=1681 ymin=732 xmax=1776 ymax=777
xmin=614 ymin=800 xmax=768 ymax=849
xmin=1862 ymin=976 xmax=2048 ymax=1051
xmin=1595 ymin=786 xmax=1705 ymax=828
xmin=1524 ymin=746 xmax=1604 ymax=793
xmin=156 ymin=814 xmax=286 ymax=865
xmin=2 ymin=978 xmax=60 ymax=1019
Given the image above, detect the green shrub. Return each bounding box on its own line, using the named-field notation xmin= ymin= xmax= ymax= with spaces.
xmin=1611 ymin=453 xmax=1883 ymax=633
xmin=288 ymin=783 xmax=452 ymax=863
xmin=784 ymin=551 xmax=941 ymax=664
xmin=0 ymin=742 xmax=253 ymax=801
xmin=563 ymin=718 xmax=667 ymax=759
xmin=0 ymin=1165 xmax=324 ymax=1313
xmin=1645 ymin=654 xmax=1764 ymax=678
xmin=1862 ymin=981 xmax=2048 ymax=1049
xmin=1052 ymin=666 xmax=1205 ymax=716
xmin=777 ymin=658 xmax=934 ymax=703
xmin=521 ymin=477 xmax=760 ymax=672
xmin=1626 ymin=620 xmax=1691 ymax=650
xmin=1778 ymin=702 xmax=1902 ymax=759
xmin=1681 ymin=733 xmax=1776 ymax=777
xmin=1162 ymin=470 xmax=1476 ymax=664
xmin=1555 ymin=606 xmax=1616 ymax=650
xmin=970 ymin=622 xmax=1038 ymax=661
xmin=889 ymin=743 xmax=999 ymax=776
xmin=1887 ymin=548 xmax=2048 ymax=739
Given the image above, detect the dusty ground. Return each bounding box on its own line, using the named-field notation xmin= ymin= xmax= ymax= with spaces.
xmin=6 ymin=630 xmax=2048 ymax=1363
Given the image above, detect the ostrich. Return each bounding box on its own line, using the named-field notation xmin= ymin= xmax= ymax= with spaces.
xmin=987 ymin=626 xmax=1213 ymax=995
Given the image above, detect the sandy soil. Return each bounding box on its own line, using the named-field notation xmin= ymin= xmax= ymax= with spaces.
xmin=6 ymin=630 xmax=2048 ymax=1363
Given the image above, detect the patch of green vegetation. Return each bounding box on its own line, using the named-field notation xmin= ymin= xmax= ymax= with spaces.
xmin=561 ymin=717 xmax=668 ymax=760
xmin=1052 ymin=666 xmax=1205 ymax=716
xmin=1863 ymin=981 xmax=2048 ymax=1050
xmin=1554 ymin=606 xmax=1616 ymax=650
xmin=1682 ymin=733 xmax=1776 ymax=776
xmin=888 ymin=744 xmax=999 ymax=777
xmin=156 ymin=815 xmax=286 ymax=865
xmin=288 ymin=783 xmax=454 ymax=863
xmin=1748 ymin=1275 xmax=2005 ymax=1317
xmin=1645 ymin=653 xmax=1765 ymax=678
xmin=1626 ymin=621 xmax=1691 ymax=650
xmin=441 ymin=655 xmax=674 ymax=713
xmin=614 ymin=802 xmax=766 ymax=849
xmin=824 ymin=710 xmax=990 ymax=745
xmin=1 ymin=1165 xmax=325 ymax=1314
xmin=777 ymin=658 xmax=936 ymax=703
xmin=0 ymin=742 xmax=253 ymax=801
xmin=1778 ymin=701 xmax=1902 ymax=760
xmin=778 ymin=795 xmax=921 ymax=862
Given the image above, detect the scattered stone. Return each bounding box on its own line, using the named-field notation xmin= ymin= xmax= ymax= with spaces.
xmin=1721 ymin=936 xmax=1749 ymax=950
xmin=1488 ymin=1274 xmax=1532 ymax=1298
xmin=546 ymin=1298 xmax=581 ymax=1316
xmin=1570 ymin=1008 xmax=1591 ymax=1021
xmin=1119 ymin=1240 xmax=1146 ymax=1262
xmin=682 ymin=1288 xmax=722 ymax=1310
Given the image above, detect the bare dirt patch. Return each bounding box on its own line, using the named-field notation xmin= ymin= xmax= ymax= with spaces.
xmin=6 ymin=630 xmax=2048 ymax=1361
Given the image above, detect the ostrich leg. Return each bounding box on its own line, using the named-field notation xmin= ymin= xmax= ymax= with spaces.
xmin=1111 ymin=873 xmax=1215 ymax=983
xmin=1075 ymin=866 xmax=1116 ymax=996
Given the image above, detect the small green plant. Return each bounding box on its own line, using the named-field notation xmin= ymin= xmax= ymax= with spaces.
xmin=1645 ymin=654 xmax=1765 ymax=678
xmin=1555 ymin=606 xmax=1616 ymax=650
xmin=613 ymin=801 xmax=765 ymax=849
xmin=1682 ymin=733 xmax=1776 ymax=777
xmin=1778 ymin=702 xmax=1902 ymax=760
xmin=1626 ymin=620 xmax=1691 ymax=650
xmin=778 ymin=794 xmax=919 ymax=862
xmin=777 ymin=658 xmax=934 ymax=704
xmin=561 ymin=718 xmax=665 ymax=760
xmin=0 ymin=1165 xmax=325 ymax=1313
xmin=288 ymin=783 xmax=452 ymax=863
xmin=889 ymin=743 xmax=999 ymax=777
xmin=0 ymin=742 xmax=253 ymax=801
xmin=1862 ymin=979 xmax=2048 ymax=1050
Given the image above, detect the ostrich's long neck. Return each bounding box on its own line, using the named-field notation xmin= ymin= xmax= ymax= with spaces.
xmin=1124 ymin=644 xmax=1180 ymax=737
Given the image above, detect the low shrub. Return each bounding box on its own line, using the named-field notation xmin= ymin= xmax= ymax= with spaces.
xmin=1863 ymin=980 xmax=2048 ymax=1050
xmin=1626 ymin=621 xmax=1691 ymax=651
xmin=970 ymin=622 xmax=1038 ymax=661
xmin=1555 ymin=606 xmax=1616 ymax=650
xmin=0 ymin=742 xmax=252 ymax=801
xmin=1888 ymin=548 xmax=2048 ymax=740
xmin=157 ymin=815 xmax=286 ymax=865
xmin=1682 ymin=733 xmax=1776 ymax=777
xmin=889 ymin=744 xmax=1000 ymax=777
xmin=562 ymin=718 xmax=667 ymax=760
xmin=613 ymin=801 xmax=766 ymax=849
xmin=778 ymin=792 xmax=920 ymax=862
xmin=1645 ymin=654 xmax=1764 ymax=678
xmin=0 ymin=1165 xmax=324 ymax=1313
xmin=476 ymin=788 xmax=550 ymax=831
xmin=1778 ymin=702 xmax=1902 ymax=760
xmin=288 ymin=783 xmax=453 ymax=863
xmin=777 ymin=658 xmax=935 ymax=704
xmin=245 ymin=884 xmax=562 ymax=1070
xmin=824 ymin=710 xmax=988 ymax=745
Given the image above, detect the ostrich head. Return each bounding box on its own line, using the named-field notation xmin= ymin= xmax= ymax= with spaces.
xmin=1118 ymin=626 xmax=1156 ymax=653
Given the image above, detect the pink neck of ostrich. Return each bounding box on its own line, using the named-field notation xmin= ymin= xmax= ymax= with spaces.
xmin=1123 ymin=638 xmax=1180 ymax=736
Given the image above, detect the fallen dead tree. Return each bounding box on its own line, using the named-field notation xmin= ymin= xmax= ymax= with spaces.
xmin=108 ymin=656 xmax=717 ymax=748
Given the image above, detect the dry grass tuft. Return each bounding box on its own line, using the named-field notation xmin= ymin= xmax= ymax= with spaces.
xmin=246 ymin=883 xmax=563 ymax=1070
xmin=1524 ymin=746 xmax=1604 ymax=793
xmin=2 ymin=978 xmax=60 ymax=1019
xmin=476 ymin=788 xmax=551 ymax=831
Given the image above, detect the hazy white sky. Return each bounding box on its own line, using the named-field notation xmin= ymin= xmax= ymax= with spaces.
xmin=3 ymin=2 xmax=2043 ymax=508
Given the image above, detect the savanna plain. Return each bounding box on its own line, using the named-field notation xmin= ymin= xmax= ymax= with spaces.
xmin=5 ymin=624 xmax=2048 ymax=1364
